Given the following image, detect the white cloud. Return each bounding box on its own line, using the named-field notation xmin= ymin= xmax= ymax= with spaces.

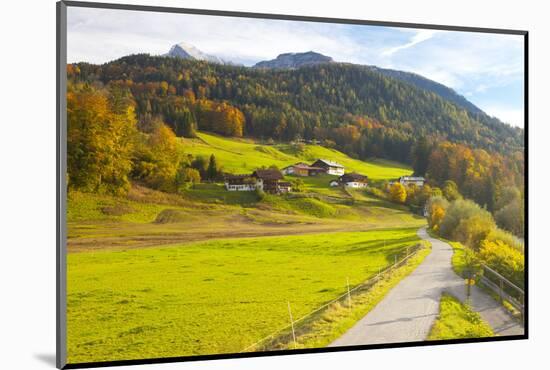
xmin=67 ymin=7 xmax=359 ymax=65
xmin=482 ymin=107 xmax=524 ymax=128
xmin=381 ymin=29 xmax=438 ymax=56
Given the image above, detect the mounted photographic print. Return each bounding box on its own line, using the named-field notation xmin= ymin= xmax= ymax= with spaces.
xmin=56 ymin=1 xmax=528 ymax=368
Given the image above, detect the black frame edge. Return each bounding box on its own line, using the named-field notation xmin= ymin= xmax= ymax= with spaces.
xmin=63 ymin=335 xmax=527 ymax=369
xmin=523 ymin=32 xmax=530 ymax=339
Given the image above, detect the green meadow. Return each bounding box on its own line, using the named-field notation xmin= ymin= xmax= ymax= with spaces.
xmin=67 ymin=228 xmax=421 ymax=363
xmin=66 ymin=131 xmax=426 ymax=363
xmin=428 ymin=294 xmax=493 ymax=340
xmin=180 ymin=132 xmax=412 ymax=180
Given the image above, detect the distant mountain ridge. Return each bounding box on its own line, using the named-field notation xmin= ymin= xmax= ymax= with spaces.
xmin=165 ymin=41 xmax=226 ymax=64
xmin=164 ymin=42 xmax=498 ymax=124
xmin=253 ymin=51 xmax=334 ymax=69
xmin=251 ymin=52 xmax=483 ymax=116
xmin=368 ymin=67 xmax=483 ymax=115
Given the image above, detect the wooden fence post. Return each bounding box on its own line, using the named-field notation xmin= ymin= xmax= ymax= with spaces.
xmin=287 ymin=301 xmax=297 ymax=349
xmin=499 ymin=278 xmax=504 ymax=303
xmin=347 ymin=277 xmax=352 ymax=308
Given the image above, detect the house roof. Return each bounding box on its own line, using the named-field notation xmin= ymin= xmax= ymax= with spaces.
xmin=400 ymin=176 xmax=425 ymax=181
xmin=313 ymin=159 xmax=344 ymax=168
xmin=252 ymin=169 xmax=284 ymax=180
xmin=289 ymin=163 xmax=325 ymax=170
xmin=340 ymin=172 xmax=368 ymax=182
xmin=225 ymin=174 xmax=250 ymax=179
xmin=283 ymin=162 xmax=307 ymax=170
xmin=225 ymin=174 xmax=255 ymax=184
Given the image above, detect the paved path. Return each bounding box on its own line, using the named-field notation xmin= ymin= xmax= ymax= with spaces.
xmin=329 ymin=227 xmax=523 ymax=347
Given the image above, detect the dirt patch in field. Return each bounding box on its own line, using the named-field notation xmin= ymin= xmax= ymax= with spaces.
xmin=66 ymin=222 xmax=378 ymax=253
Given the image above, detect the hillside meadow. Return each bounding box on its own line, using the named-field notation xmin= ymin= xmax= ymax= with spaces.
xmin=67 ymin=228 xmax=422 ymax=363
xmin=180 ymin=132 xmax=412 ymax=180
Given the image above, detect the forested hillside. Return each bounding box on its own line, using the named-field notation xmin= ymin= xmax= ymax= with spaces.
xmin=67 ymin=54 xmax=524 ymax=213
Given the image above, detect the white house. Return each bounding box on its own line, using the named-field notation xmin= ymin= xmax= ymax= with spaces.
xmin=224 ymin=175 xmax=257 ymax=191
xmin=224 ymin=170 xmax=290 ymax=194
xmin=311 ymin=159 xmax=345 ymax=176
xmin=281 ymin=163 xmax=325 ymax=176
xmin=332 ymin=173 xmax=369 ymax=188
xmin=399 ymin=176 xmax=425 ymax=187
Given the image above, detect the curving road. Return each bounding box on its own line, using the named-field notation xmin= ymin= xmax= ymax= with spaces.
xmin=329 ymin=227 xmax=523 ymax=347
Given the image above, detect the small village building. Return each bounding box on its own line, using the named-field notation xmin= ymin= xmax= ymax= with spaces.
xmin=225 ymin=169 xmax=292 ymax=194
xmin=282 ymin=162 xmax=326 ymax=177
xmin=311 ymin=159 xmax=345 ymax=176
xmin=252 ymin=169 xmax=287 ymax=194
xmin=225 ymin=169 xmax=291 ymax=194
xmin=224 ymin=174 xmax=257 ymax=191
xmin=331 ymin=173 xmax=369 ymax=188
xmin=399 ymin=176 xmax=426 ymax=187
xmin=277 ymin=181 xmax=292 ymax=193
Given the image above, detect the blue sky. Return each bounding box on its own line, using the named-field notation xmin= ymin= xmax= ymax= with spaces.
xmin=68 ymin=7 xmax=525 ymax=127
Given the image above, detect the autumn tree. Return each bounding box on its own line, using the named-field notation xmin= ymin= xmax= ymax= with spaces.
xmin=191 ymin=156 xmax=208 ymax=179
xmin=495 ymin=200 xmax=524 ymax=237
xmin=67 ymin=84 xmax=137 ymax=195
xmin=439 ymin=199 xmax=495 ymax=250
xmin=389 ymin=182 xmax=407 ymax=203
xmin=426 ymin=196 xmax=449 ymax=231
xmin=206 ymin=154 xmax=220 ymax=181
xmin=132 ymin=123 xmax=180 ymax=192
xmin=411 ymin=136 xmax=432 ymax=176
xmin=443 ymin=180 xmax=461 ymax=201
xmin=176 ymin=167 xmax=201 ymax=191
xmin=195 ymin=100 xmax=244 ymax=137
xmin=173 ymin=108 xmax=197 ymax=138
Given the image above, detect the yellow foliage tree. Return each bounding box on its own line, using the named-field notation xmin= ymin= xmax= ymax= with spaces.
xmin=431 ymin=206 xmax=446 ymax=232
xmin=389 ymin=182 xmax=407 ymax=203
xmin=67 ymin=85 xmax=137 ymax=195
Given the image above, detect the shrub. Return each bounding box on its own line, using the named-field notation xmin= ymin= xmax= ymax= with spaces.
xmin=290 ymin=178 xmax=304 ymax=192
xmin=440 ymin=199 xmax=495 ymax=250
xmin=443 ymin=180 xmax=461 ymax=201
xmin=425 ymin=196 xmax=449 ymax=231
xmin=484 ymin=228 xmax=524 ymax=253
xmin=454 ymin=213 xmax=496 ymax=251
xmin=176 ymin=167 xmax=201 ymax=191
xmin=389 ymin=182 xmax=407 ymax=203
xmin=479 ymin=239 xmax=524 ymax=288
xmin=255 ymin=188 xmax=266 ymax=201
xmin=495 ymin=199 xmax=524 ymax=237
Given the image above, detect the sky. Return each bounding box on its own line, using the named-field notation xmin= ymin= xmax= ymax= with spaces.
xmin=67 ymin=7 xmax=525 ymax=128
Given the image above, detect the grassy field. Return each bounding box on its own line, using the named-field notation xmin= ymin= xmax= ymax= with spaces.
xmin=67 ymin=228 xmax=422 ymax=363
xmin=67 ymin=183 xmax=425 ymax=251
xmin=66 ymin=138 xmax=426 ymax=363
xmin=428 ymin=294 xmax=494 ymax=340
xmin=180 ymin=132 xmax=412 ymax=180
xmin=269 ymin=242 xmax=432 ymax=350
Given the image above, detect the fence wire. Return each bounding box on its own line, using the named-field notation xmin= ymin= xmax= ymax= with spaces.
xmin=241 ymin=242 xmax=426 ymax=352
